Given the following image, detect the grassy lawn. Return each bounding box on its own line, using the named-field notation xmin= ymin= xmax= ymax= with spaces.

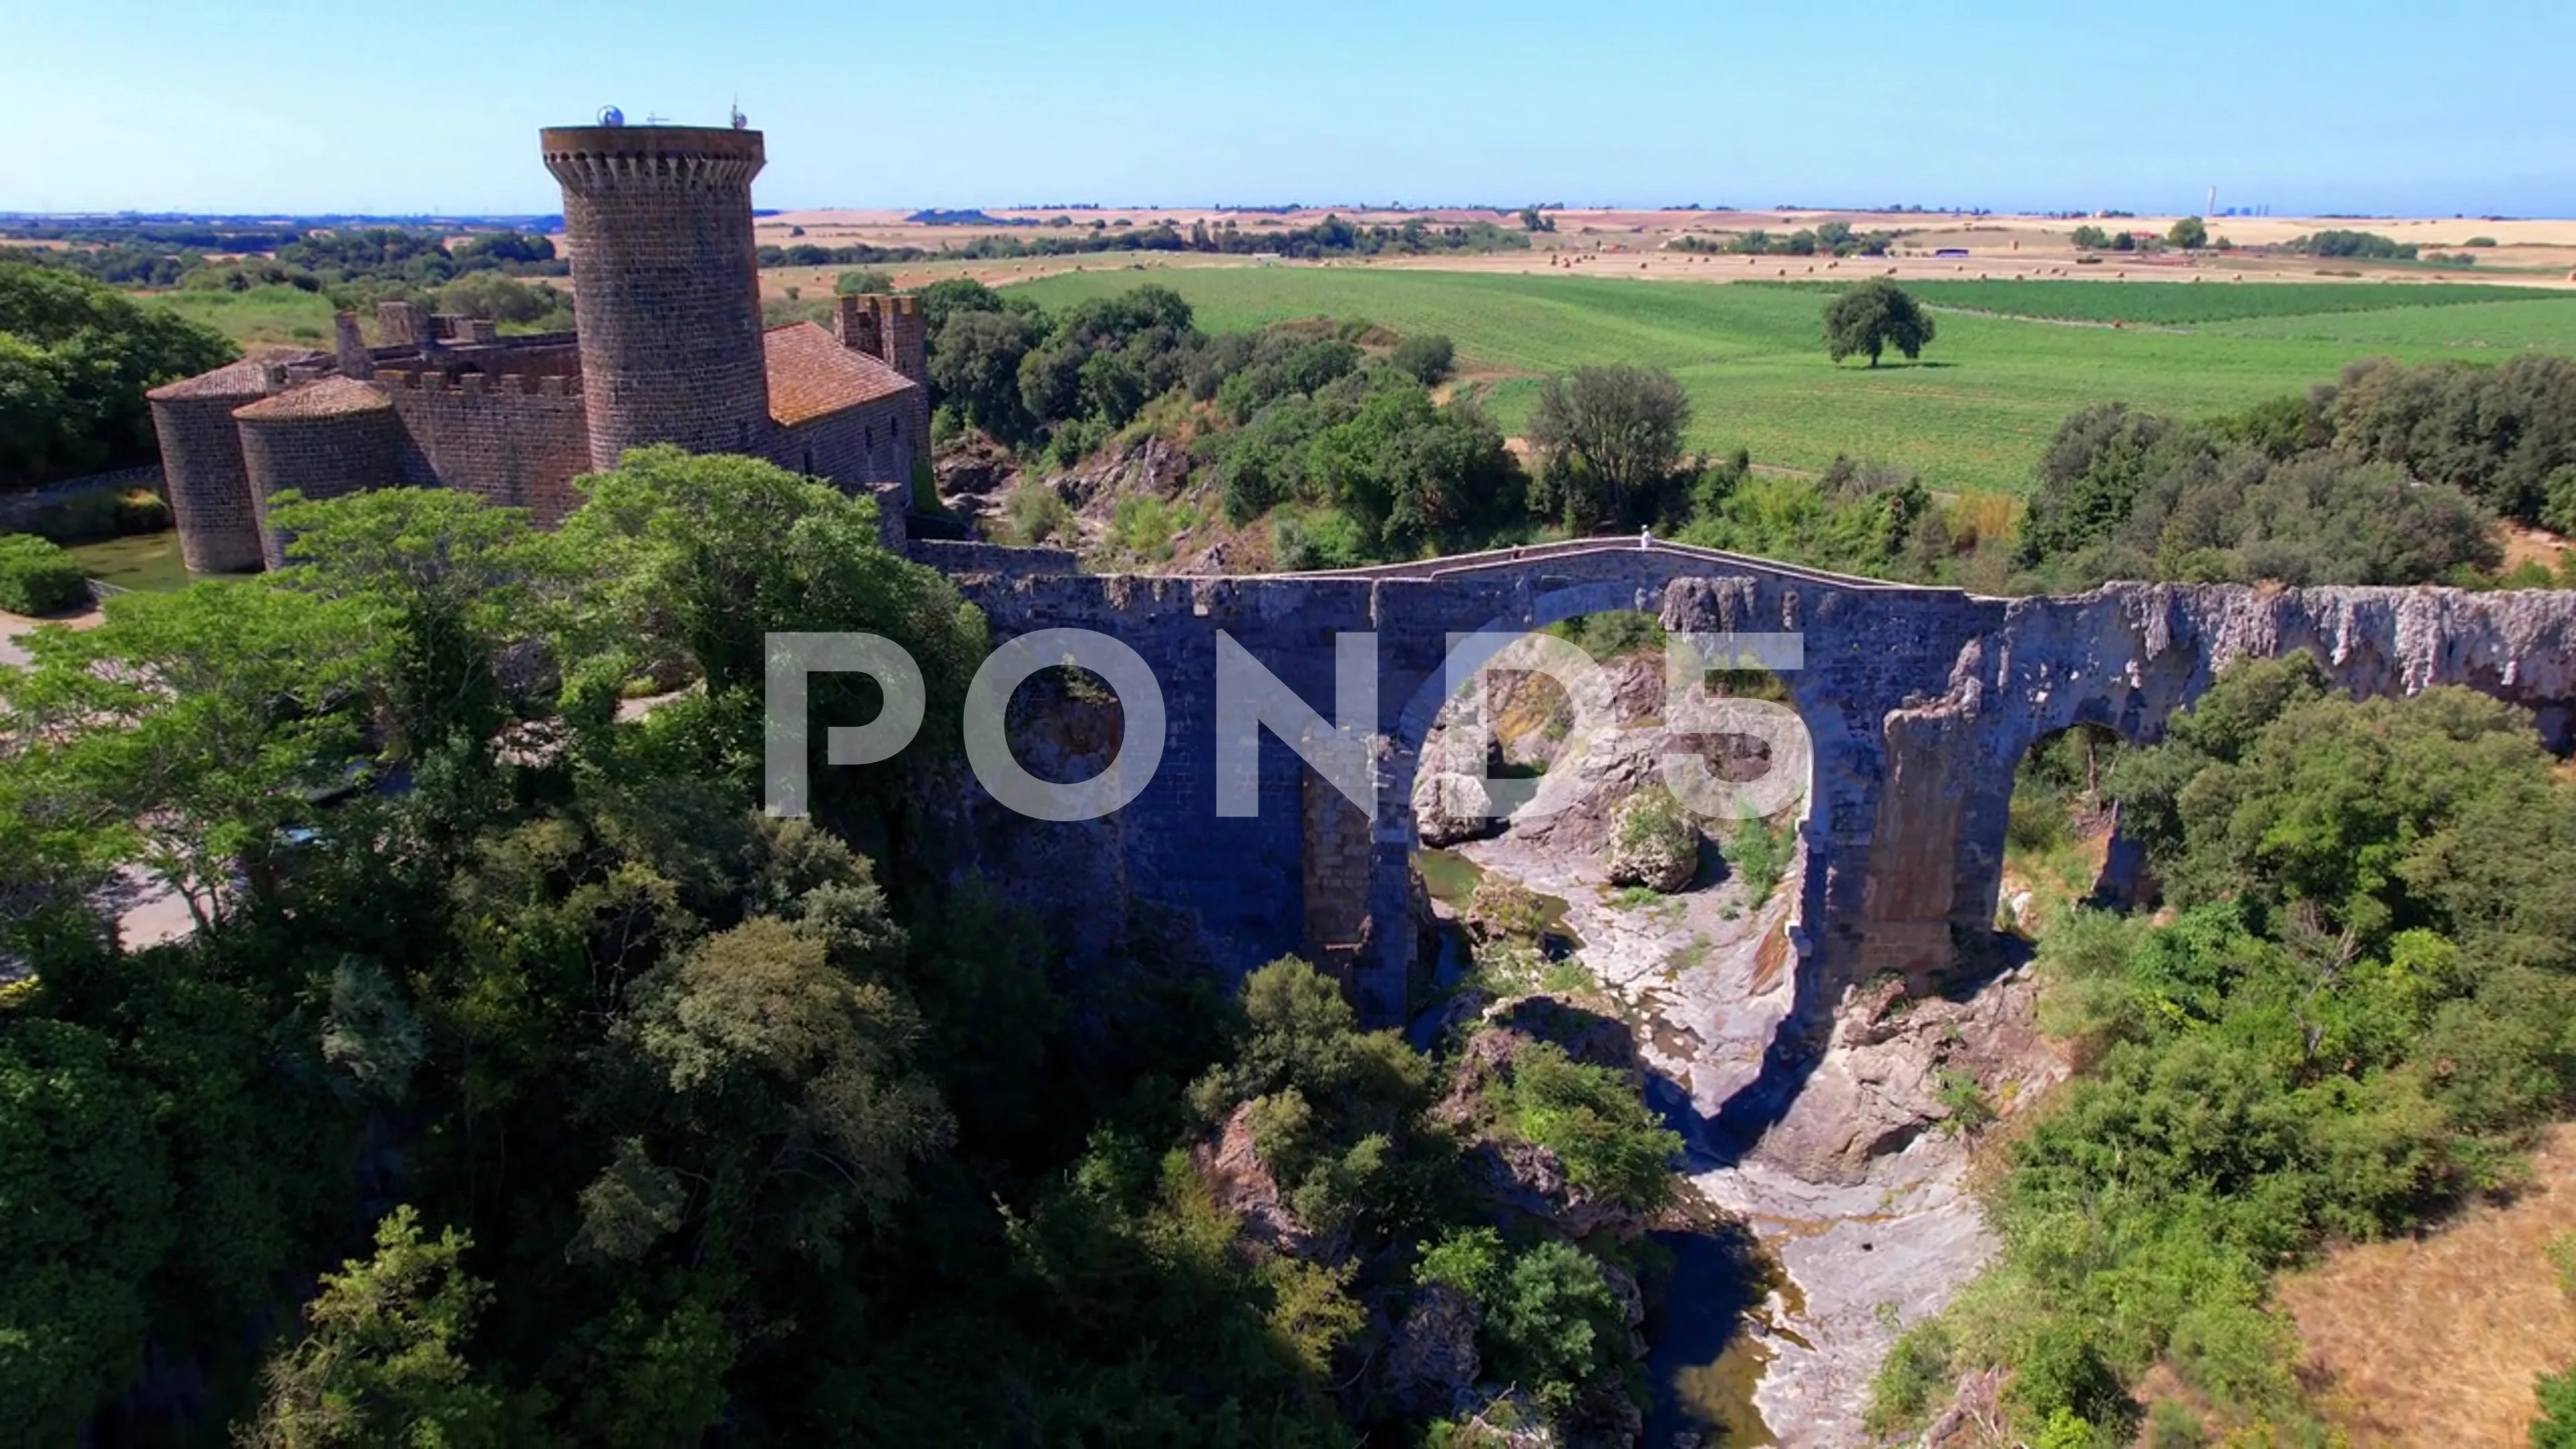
xmin=141 ymin=284 xmax=341 ymax=348
xmin=1007 ymin=269 xmax=2576 ymax=494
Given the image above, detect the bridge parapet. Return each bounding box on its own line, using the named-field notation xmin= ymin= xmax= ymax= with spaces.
xmin=930 ymin=540 xmax=2576 ymax=1044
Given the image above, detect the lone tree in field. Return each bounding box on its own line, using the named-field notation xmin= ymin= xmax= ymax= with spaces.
xmin=1527 ymin=364 xmax=1692 ymax=529
xmin=2166 ymin=215 xmax=2209 ymax=250
xmin=1822 ymin=280 xmax=1936 ymax=368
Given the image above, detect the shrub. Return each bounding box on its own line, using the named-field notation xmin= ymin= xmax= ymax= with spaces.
xmin=1269 ymin=510 xmax=1366 ymax=572
xmin=1501 ymin=1042 xmax=1682 ymax=1210
xmin=834 ymin=268 xmax=896 ymax=297
xmin=1934 ymin=1069 xmax=1996 ymax=1135
xmin=1391 ymin=333 xmax=1456 ymax=386
xmin=1047 ymin=415 xmax=1110 ymax=468
xmin=1867 ymin=1319 xmax=1956 ymax=1435
xmin=1481 ymin=1240 xmax=1626 ymax=1410
xmin=1606 ymin=786 xmax=1697 ymax=892
xmin=1415 ymin=1226 xmax=1505 ymax=1299
xmin=2538 ymin=1365 xmax=2576 ymax=1449
xmin=1003 ymin=485 xmax=1075 ymax=546
xmin=1465 ymin=878 xmax=1553 ymax=945
xmin=2542 ymin=465 xmax=2576 ymax=537
xmin=113 ymin=488 xmax=170 ymax=534
xmin=1722 ymin=813 xmax=1794 ymax=905
xmin=0 ymin=534 xmax=89 ymax=614
xmin=2145 ymin=1400 xmax=2210 ymax=1448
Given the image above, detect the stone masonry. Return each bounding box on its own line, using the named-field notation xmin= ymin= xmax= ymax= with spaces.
xmin=943 ymin=539 xmax=2576 ymax=1029
xmin=149 ymin=122 xmax=929 ymax=571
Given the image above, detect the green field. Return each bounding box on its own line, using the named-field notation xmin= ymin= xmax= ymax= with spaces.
xmin=1008 ymin=269 xmax=2576 ymax=494
xmin=1760 ymin=278 xmax=2573 ymax=326
xmin=144 ymin=284 xmax=339 ymax=347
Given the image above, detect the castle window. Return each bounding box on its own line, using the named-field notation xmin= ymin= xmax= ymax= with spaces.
xmin=802 ymin=449 xmax=814 ymax=476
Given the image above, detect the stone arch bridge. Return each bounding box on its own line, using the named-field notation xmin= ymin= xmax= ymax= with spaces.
xmin=943 ymin=539 xmax=2576 ymax=1026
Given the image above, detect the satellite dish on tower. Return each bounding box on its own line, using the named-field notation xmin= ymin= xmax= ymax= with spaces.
xmin=598 ymin=105 xmax=625 ymax=127
xmin=731 ymin=101 xmax=747 ymax=130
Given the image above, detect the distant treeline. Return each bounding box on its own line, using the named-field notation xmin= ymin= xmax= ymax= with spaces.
xmin=1668 ymin=220 xmax=1909 ymax=258
xmin=2288 ymin=229 xmax=2421 ymax=260
xmin=0 ymin=225 xmax=570 ymax=291
xmin=757 ymin=215 xmax=1532 ymax=270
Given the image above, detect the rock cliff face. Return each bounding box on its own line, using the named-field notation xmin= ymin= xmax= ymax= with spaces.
xmin=1988 ymin=582 xmax=2576 ymax=747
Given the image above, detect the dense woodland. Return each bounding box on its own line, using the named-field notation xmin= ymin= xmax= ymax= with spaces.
xmin=1869 ymin=659 xmax=2576 ymax=1446
xmin=0 ymin=454 xmax=1686 ymax=1445
xmin=12 ymin=253 xmax=2576 ymax=1442
xmin=0 ymin=265 xmax=235 ymax=488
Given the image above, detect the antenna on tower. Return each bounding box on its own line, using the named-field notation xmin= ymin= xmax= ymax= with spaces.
xmin=731 ymin=97 xmax=748 ymax=130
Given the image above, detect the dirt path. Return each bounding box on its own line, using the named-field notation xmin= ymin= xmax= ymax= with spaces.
xmin=0 ymin=604 xmax=102 ymax=669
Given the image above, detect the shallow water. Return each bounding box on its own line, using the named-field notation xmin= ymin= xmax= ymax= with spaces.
xmin=65 ymin=531 xmax=197 ymax=593
xmin=1417 ymin=846 xmax=1580 ymax=949
xmin=1648 ymin=1226 xmax=1790 ymax=1447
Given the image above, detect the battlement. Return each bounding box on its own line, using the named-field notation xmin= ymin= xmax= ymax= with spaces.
xmin=540 ymin=125 xmax=765 ymax=193
xmin=835 ymin=292 xmax=928 ymax=388
xmin=376 ymin=370 xmax=582 ymax=398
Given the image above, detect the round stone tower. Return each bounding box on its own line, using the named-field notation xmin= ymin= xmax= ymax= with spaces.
xmin=148 ymin=358 xmax=282 ymax=572
xmin=539 ymin=124 xmax=771 ymax=472
xmin=234 ymin=377 xmax=402 ymax=569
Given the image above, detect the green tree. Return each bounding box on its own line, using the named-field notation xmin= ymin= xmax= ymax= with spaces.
xmin=601 ymin=912 xmax=953 ymax=1266
xmin=2167 ymin=215 xmax=2210 ymax=250
xmin=3 ymin=580 xmax=382 ymax=931
xmin=267 ymin=488 xmax=535 ymax=756
xmin=1823 ymin=278 xmax=1937 ymax=368
xmin=833 ymin=268 xmax=897 ymax=296
xmin=0 ymin=533 xmax=88 ymax=614
xmin=926 ymin=307 xmax=1039 ymax=439
xmin=1483 ymin=1240 xmax=1627 ymax=1408
xmin=0 ymin=262 xmax=235 ymax=485
xmin=541 ymin=447 xmax=986 ymax=804
xmin=433 ymin=272 xmax=571 ymax=328
xmin=0 ymin=1018 xmax=177 ymax=1443
xmin=1527 ymin=364 xmax=1692 ymax=529
xmin=1501 ymin=1041 xmax=1683 ymax=1211
xmin=1390 ymin=332 xmax=1456 ymax=386
xmin=247 ymin=1205 xmax=509 ymax=1448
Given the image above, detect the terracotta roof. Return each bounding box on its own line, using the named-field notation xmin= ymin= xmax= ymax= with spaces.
xmin=232 ymin=375 xmax=393 ymax=423
xmin=146 ymin=349 xmax=324 ymax=402
xmin=763 ymin=322 xmax=915 ymax=427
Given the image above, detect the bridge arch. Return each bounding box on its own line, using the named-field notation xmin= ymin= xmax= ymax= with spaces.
xmin=946 ymin=545 xmax=2576 ymax=1039
xmin=1383 ymin=578 xmax=1832 ymax=967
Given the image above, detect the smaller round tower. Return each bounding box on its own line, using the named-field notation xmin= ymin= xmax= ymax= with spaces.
xmin=540 ymin=123 xmax=771 ymax=472
xmin=233 ymin=377 xmax=402 ymax=568
xmin=148 ymin=360 xmax=285 ymax=572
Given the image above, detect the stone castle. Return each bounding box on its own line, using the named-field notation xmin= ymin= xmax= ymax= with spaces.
xmin=149 ymin=123 xmax=928 ymax=572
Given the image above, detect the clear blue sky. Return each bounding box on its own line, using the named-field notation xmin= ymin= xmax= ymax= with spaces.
xmin=1 ymin=0 xmax=2567 ymax=217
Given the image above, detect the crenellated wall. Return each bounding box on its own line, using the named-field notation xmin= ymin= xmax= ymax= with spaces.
xmin=378 ymin=370 xmax=592 ymax=526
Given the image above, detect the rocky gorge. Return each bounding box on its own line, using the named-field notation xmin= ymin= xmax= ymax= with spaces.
xmin=1411 ymin=641 xmax=2071 ymax=1446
